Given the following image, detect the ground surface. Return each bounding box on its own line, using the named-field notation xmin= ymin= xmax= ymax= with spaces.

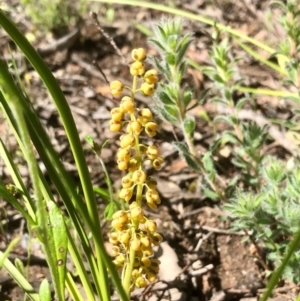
xmin=0 ymin=0 xmax=299 ymax=300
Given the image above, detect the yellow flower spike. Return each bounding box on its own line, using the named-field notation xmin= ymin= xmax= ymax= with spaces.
xmin=132 ymin=169 xmax=147 ymax=184
xmin=128 ymin=158 xmax=139 ymax=172
xmin=152 ymin=157 xmax=164 ymax=170
xmin=108 ymin=47 xmax=164 ymax=294
xmin=130 ymin=61 xmax=145 ymax=76
xmin=117 ymin=147 xmax=131 ymax=161
xmin=120 ymin=134 xmax=135 ymax=148
xmin=120 ymin=96 xmax=135 ymax=113
xmin=110 ymin=80 xmax=124 ymax=96
xmin=119 ymin=188 xmax=133 ymax=202
xmin=144 ymin=69 xmax=159 ymax=84
xmin=146 ymin=145 xmax=160 ymax=160
xmin=131 ymin=48 xmax=147 ymax=62
xmin=121 ymin=175 xmax=133 ymax=188
xmin=131 ymin=238 xmax=141 ymax=251
xmin=141 ymin=82 xmax=155 ymax=96
xmin=135 ymin=276 xmax=147 ymax=288
xmin=145 ymin=122 xmax=159 ymax=137
xmin=146 ymin=272 xmax=158 ymax=283
xmin=130 ymin=121 xmax=142 ymax=135
xmin=145 ymin=220 xmax=157 ymax=232
xmin=117 ymin=159 xmax=128 ymax=171
xmin=110 ymin=107 xmax=124 ymax=122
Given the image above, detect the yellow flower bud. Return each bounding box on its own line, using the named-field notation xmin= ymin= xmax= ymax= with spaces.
xmin=137 ymin=108 xmax=152 ymax=125
xmin=111 ymin=219 xmax=125 ymax=231
xmin=129 ymin=201 xmax=138 ymax=210
xmin=145 ymin=220 xmax=157 ymax=232
xmin=120 ymin=96 xmax=135 ymax=113
xmin=151 ymin=258 xmax=161 ymax=265
xmin=124 ymin=124 xmax=131 ymax=135
xmin=140 ymin=236 xmax=151 ymax=248
xmin=119 ymin=188 xmax=133 ymax=202
xmin=151 ymin=232 xmax=163 ymax=246
xmin=145 ymin=122 xmax=159 ymax=137
xmin=146 ymin=145 xmax=160 ymax=160
xmin=115 ymin=254 xmax=125 ymax=265
xmin=141 ymin=257 xmax=151 ymax=268
xmin=130 ymin=206 xmax=144 ymax=220
xmin=131 ymin=48 xmax=147 ymax=62
xmin=144 ymin=69 xmax=159 ymax=84
xmin=132 ymin=269 xmax=141 ymax=279
xmin=117 ymin=147 xmax=131 ymax=161
xmin=152 ymin=157 xmax=164 ymax=170
xmin=147 ymin=201 xmax=157 ymax=210
xmin=146 ymin=177 xmax=158 ymax=189
xmin=120 ymin=231 xmax=131 ymax=244
xmin=130 ymin=61 xmax=145 ymax=76
xmin=128 ymin=158 xmax=139 ymax=172
xmin=146 ymin=272 xmax=158 ymax=283
xmin=109 ymin=232 xmax=118 ymax=244
xmin=132 ymin=169 xmax=147 ymax=184
xmin=130 ymin=121 xmax=142 ymax=134
xmin=143 ymin=247 xmax=154 ymax=257
xmin=109 ymin=120 xmax=122 ymax=132
xmin=131 ymin=238 xmax=141 ymax=251
xmin=121 ymin=175 xmax=133 ymax=188
xmin=117 ymin=159 xmax=128 ymax=171
xmin=135 ymin=252 xmax=143 ymax=263
xmin=111 ymin=246 xmax=120 ymax=256
xmin=114 ymin=211 xmax=128 ymax=224
xmin=110 ymin=107 xmax=123 ymax=122
xmin=120 ymin=134 xmax=135 ymax=148
xmin=141 ymin=82 xmax=155 ymax=96
xmin=135 ymin=276 xmax=147 ymax=288
xmin=146 ymin=189 xmax=160 ymax=203
xmin=112 ymin=210 xmax=127 ymax=220
xmin=139 ymin=216 xmax=146 ymax=224
xmin=110 ymin=80 xmax=124 ymax=96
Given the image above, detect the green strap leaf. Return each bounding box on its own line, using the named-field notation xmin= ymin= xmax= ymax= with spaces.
xmin=42 ymin=200 xmax=68 ymax=301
